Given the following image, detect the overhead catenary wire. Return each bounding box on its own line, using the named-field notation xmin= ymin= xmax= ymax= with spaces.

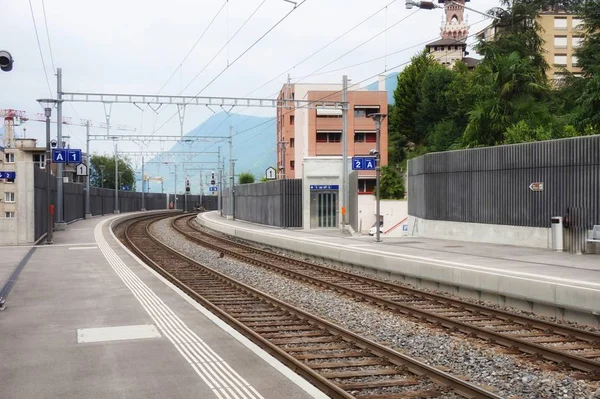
xmin=28 ymin=0 xmax=53 ymax=97
xmin=156 ymin=1 xmax=228 ymax=94
xmin=40 ymin=0 xmax=56 ymax=73
xmin=228 ymin=28 xmax=489 ymax=141
xmin=150 ymin=0 xmax=307 ymax=136
xmin=245 ymin=0 xmax=398 ymax=97
xmin=175 ymin=0 xmax=270 ymax=97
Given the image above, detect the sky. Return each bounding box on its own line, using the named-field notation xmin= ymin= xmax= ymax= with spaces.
xmin=1 ymin=0 xmax=501 ymax=162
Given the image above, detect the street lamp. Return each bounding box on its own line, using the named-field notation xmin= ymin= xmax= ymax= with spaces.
xmin=0 ymin=50 xmax=14 ymax=72
xmin=36 ymin=98 xmax=58 ymax=244
xmin=370 ymin=113 xmax=387 ymax=243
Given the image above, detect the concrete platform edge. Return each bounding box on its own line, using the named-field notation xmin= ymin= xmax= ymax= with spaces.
xmin=108 ymin=213 xmax=327 ymax=399
xmin=198 ymin=212 xmax=600 ymax=325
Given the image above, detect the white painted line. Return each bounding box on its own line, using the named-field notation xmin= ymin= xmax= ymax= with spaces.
xmin=200 ymin=212 xmax=600 ymax=292
xmin=77 ymin=324 xmax=161 ymax=343
xmin=107 ymin=217 xmax=328 ymax=399
xmin=68 ymin=246 xmax=98 ymax=251
xmin=0 ymin=242 xmax=98 ymax=249
xmin=96 ymin=220 xmax=263 ymax=399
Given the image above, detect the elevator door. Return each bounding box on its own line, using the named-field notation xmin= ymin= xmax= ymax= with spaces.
xmin=310 ymin=191 xmax=338 ymax=228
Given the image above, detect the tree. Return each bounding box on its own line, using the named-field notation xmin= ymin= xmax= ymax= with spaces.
xmin=389 ymin=51 xmax=437 ymax=148
xmin=379 ymin=166 xmax=405 ymax=200
xmin=572 ymin=0 xmax=600 ymax=130
xmin=90 ymin=155 xmax=136 ymax=190
xmin=238 ymin=172 xmax=255 ymax=184
xmin=463 ymin=51 xmax=550 ymax=147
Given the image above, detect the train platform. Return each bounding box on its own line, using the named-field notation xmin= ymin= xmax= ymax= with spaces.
xmin=0 ymin=211 xmax=324 ymax=399
xmin=198 ymin=211 xmax=600 ymax=326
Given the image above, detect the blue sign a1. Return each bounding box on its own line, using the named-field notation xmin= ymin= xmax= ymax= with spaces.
xmin=209 ymin=186 xmax=218 ymax=192
xmin=0 ymin=171 xmax=16 ymax=179
xmin=67 ymin=149 xmax=82 ymax=164
xmin=52 ymin=149 xmax=67 ymax=163
xmin=121 ymin=185 xmax=130 ymax=191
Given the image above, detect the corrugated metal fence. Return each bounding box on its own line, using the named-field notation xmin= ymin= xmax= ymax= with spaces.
xmin=222 ymin=179 xmax=302 ymax=228
xmin=408 ymin=136 xmax=600 ymax=230
xmin=34 ymin=167 xmax=168 ymax=241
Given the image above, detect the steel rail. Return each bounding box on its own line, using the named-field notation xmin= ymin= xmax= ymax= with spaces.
xmin=173 ymin=215 xmax=600 ymax=375
xmin=120 ymin=214 xmax=502 ymax=399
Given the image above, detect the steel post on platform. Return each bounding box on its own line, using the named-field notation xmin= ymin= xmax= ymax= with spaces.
xmin=55 ymin=68 xmax=67 ymax=230
xmin=45 ymin=108 xmax=54 ymax=244
xmin=85 ymin=121 xmax=92 ymax=219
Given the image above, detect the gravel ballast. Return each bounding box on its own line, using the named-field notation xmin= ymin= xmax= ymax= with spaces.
xmin=149 ymin=218 xmax=600 ymax=399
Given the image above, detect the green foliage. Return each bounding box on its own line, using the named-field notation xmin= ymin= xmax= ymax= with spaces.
xmin=90 ymin=155 xmax=135 ymax=190
xmin=383 ymin=0 xmax=597 ymax=166
xmin=238 ymin=172 xmax=255 ymax=184
xmin=463 ymin=51 xmax=550 ymax=147
xmin=379 ymin=166 xmax=405 ymax=200
xmin=390 ymin=51 xmax=437 ymax=147
xmin=259 ymin=176 xmax=268 ymax=182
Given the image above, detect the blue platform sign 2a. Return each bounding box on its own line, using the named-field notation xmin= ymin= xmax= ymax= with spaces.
xmin=52 ymin=149 xmax=67 ymax=163
xmin=67 ymin=149 xmax=82 ymax=164
xmin=310 ymin=185 xmax=339 ymax=190
xmin=352 ymin=156 xmax=376 ymax=170
xmin=0 ymin=171 xmax=16 ymax=179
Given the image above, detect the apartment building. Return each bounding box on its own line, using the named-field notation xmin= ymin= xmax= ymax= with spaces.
xmin=538 ymin=8 xmax=585 ymax=83
xmin=477 ymin=6 xmax=585 ymax=84
xmin=276 ymin=79 xmax=388 ymax=194
xmin=0 ymin=139 xmax=46 ymax=244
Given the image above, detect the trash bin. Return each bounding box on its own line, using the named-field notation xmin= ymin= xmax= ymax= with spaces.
xmin=551 ymin=216 xmax=564 ymax=252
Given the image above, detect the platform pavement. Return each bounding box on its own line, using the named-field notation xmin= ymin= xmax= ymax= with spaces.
xmin=0 ymin=212 xmax=324 ymax=399
xmin=198 ymin=212 xmax=600 ymax=325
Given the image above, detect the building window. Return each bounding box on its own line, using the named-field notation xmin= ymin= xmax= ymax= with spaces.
xmin=290 ymin=138 xmax=295 ymax=148
xmin=4 ymin=192 xmax=15 ymax=203
xmin=572 ymin=18 xmax=583 ymax=30
xmin=33 ymin=153 xmax=46 ymax=169
xmin=572 ymin=55 xmax=579 ymax=66
xmin=4 ymin=211 xmax=15 ymax=219
xmin=290 ymin=160 xmax=295 ymax=170
xmin=354 ymin=106 xmax=380 ymax=118
xmin=554 ymin=36 xmax=567 ymax=49
xmin=354 ymin=132 xmax=377 ymax=143
xmin=5 ymin=153 xmax=15 ymax=163
xmin=316 ymin=132 xmax=342 ymax=143
xmin=554 ymin=17 xmax=567 ymax=30
xmin=290 ymin=115 xmax=295 ymax=125
xmin=554 ymin=54 xmax=567 ymax=66
xmin=358 ymin=179 xmax=376 ymax=193
xmin=572 ymin=36 xmax=583 ymax=48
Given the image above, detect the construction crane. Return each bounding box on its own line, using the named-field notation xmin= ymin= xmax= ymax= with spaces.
xmin=0 ymin=109 xmax=28 ymax=148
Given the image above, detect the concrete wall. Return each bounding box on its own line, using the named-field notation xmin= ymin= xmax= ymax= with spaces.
xmin=409 ymin=216 xmax=551 ymax=248
xmin=357 ymin=196 xmax=409 ymax=236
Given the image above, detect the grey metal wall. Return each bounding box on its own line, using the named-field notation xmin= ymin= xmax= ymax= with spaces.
xmin=222 ymin=179 xmax=302 ymax=228
xmin=34 ymin=167 xmax=168 ymax=241
xmin=348 ymin=171 xmax=359 ymax=232
xmin=408 ymin=136 xmax=600 ymax=229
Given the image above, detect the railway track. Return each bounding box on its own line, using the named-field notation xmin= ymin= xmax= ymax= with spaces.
xmin=172 ymin=214 xmax=600 ymax=376
xmin=120 ymin=214 xmax=502 ymax=399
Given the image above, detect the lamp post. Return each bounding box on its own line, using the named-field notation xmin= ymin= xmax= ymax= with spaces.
xmin=36 ymin=98 xmax=58 ymax=244
xmin=370 ymin=113 xmax=387 ymax=243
